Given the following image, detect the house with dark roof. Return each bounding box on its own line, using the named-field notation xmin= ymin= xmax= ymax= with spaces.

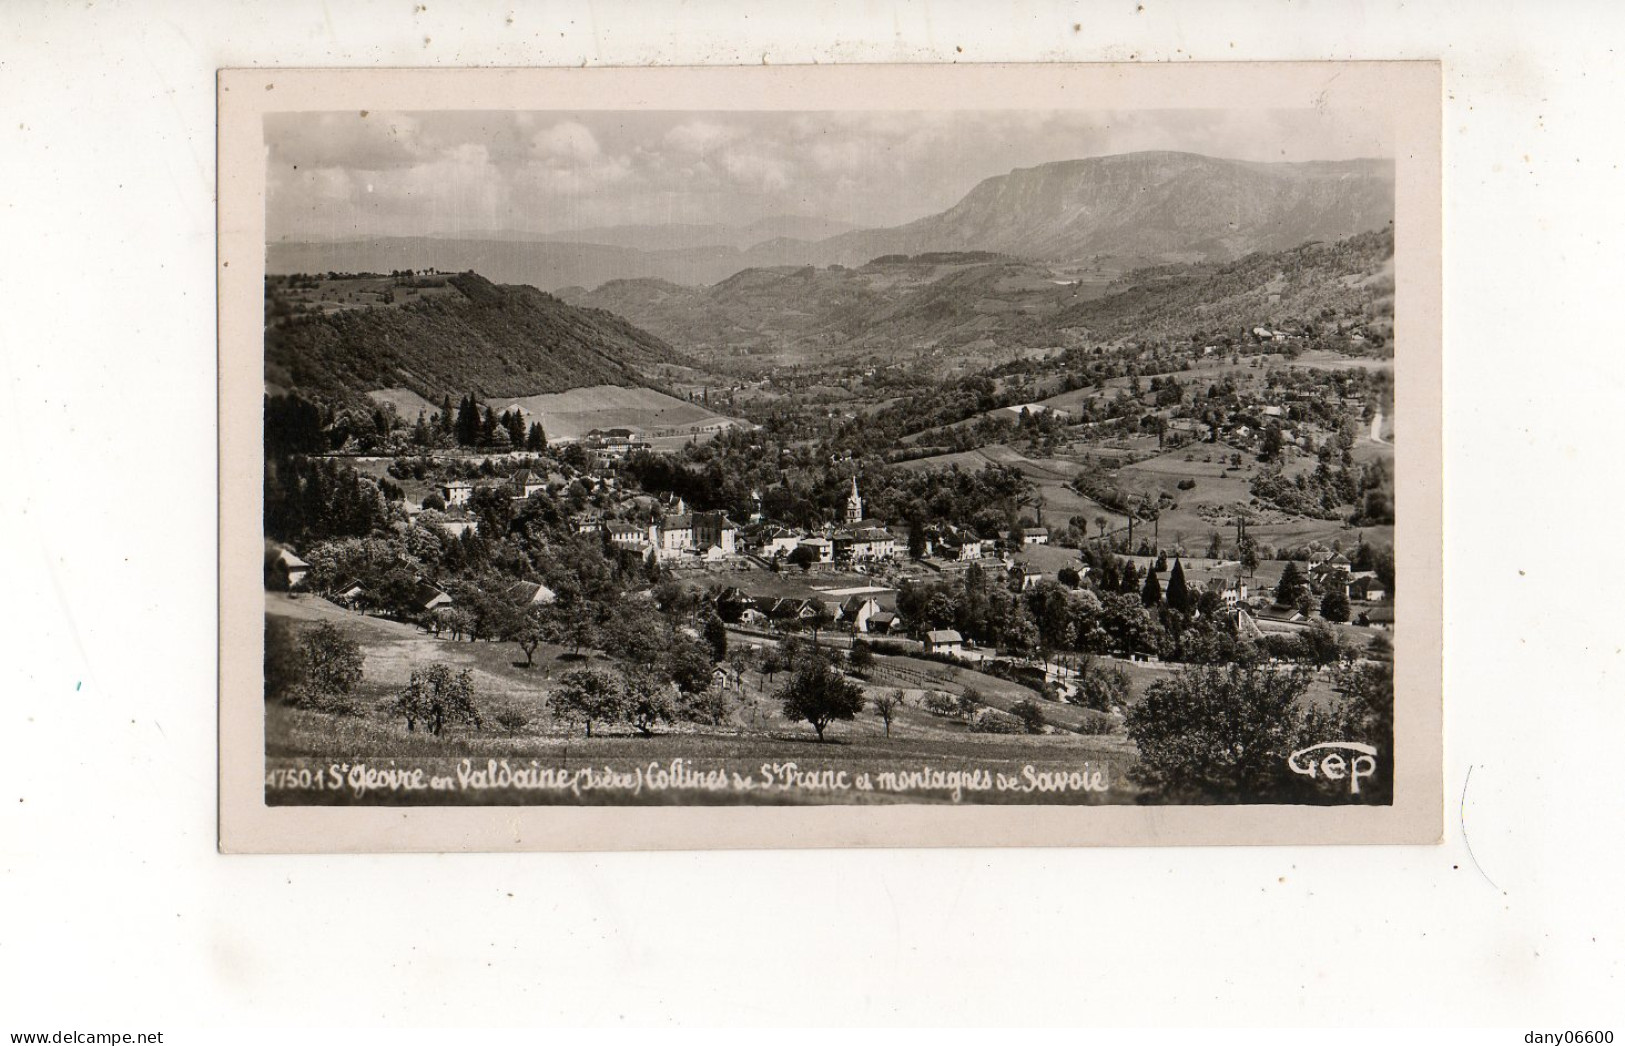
xmin=509 ymin=469 xmax=548 ymax=498
xmin=410 ymin=581 xmax=454 ymax=615
xmin=1358 ymin=606 xmax=1395 ymax=630
xmin=508 ymin=580 xmax=557 ymax=606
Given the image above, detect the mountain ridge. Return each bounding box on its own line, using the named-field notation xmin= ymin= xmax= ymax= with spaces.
xmin=267 ymin=150 xmax=1395 ymax=293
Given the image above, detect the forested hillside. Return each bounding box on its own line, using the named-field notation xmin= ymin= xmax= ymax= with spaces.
xmin=265 ymin=272 xmax=683 ymax=402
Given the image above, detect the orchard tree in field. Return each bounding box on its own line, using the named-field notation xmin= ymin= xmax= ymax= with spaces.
xmin=294 ymin=622 xmax=364 ymax=711
xmin=1125 ymin=663 xmax=1316 ymax=801
xmin=777 ymin=659 xmax=866 ymax=742
xmin=391 ymin=664 xmax=480 ymax=736
xmin=550 ymin=667 xmax=625 ymax=738
xmin=507 ymin=611 xmax=547 ymax=668
xmin=622 ymin=667 xmax=677 ymax=737
xmin=806 ymin=602 xmax=834 ymax=647
xmin=871 ymin=689 xmax=903 ymax=737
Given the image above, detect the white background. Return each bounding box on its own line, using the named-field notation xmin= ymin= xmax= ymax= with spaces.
xmin=2 ymin=0 xmax=1621 ymax=1028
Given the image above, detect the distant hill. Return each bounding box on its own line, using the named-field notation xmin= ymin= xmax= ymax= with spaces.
xmin=268 ymin=151 xmax=1393 ymax=292
xmin=266 ymin=235 xmax=840 ymax=292
xmin=265 ymin=272 xmax=685 ymax=402
xmin=560 ymin=228 xmax=1395 ymax=369
xmin=528 ymin=214 xmax=861 ymax=252
xmin=815 ymin=152 xmax=1395 ymax=268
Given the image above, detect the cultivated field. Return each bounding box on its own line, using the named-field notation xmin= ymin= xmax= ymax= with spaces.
xmin=503 ymin=384 xmax=740 ymax=441
xmin=265 ymin=594 xmax=1148 ymax=806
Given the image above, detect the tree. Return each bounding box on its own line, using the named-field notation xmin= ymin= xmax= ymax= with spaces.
xmin=1320 ymin=586 xmax=1351 ymax=623
xmin=1070 ymin=656 xmax=1131 ymax=712
xmin=1164 ymin=559 xmax=1192 ymax=613
xmin=455 ymin=395 xmax=481 ymax=447
xmin=1125 ymin=663 xmax=1317 ymax=801
xmin=1140 ymin=566 xmax=1163 ymax=608
xmin=777 ymin=660 xmax=866 ymax=742
xmin=871 ymin=689 xmax=903 ymax=737
xmin=788 ymin=544 xmax=819 ymax=571
xmin=508 ymin=611 xmax=547 ymax=668
xmin=550 ymin=667 xmax=625 ymax=738
xmin=1275 ymin=561 xmax=1306 ymax=605
xmin=1298 ymin=619 xmax=1343 ymax=670
xmin=525 ymin=421 xmax=548 ymax=451
xmin=806 ymin=602 xmax=834 ymax=646
xmin=1010 ymin=698 xmax=1047 ymax=735
xmin=297 ymin=622 xmax=364 ymax=708
xmin=848 ymin=638 xmax=875 ymax=676
xmin=390 ymin=664 xmax=480 ymax=736
xmin=622 ymin=667 xmax=677 ymax=737
xmin=1239 ymin=537 xmax=1260 ymax=577
xmin=702 ymin=613 xmax=729 ymax=663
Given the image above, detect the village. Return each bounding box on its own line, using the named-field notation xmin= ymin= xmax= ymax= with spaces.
xmin=267 ymin=370 xmax=1395 ymax=735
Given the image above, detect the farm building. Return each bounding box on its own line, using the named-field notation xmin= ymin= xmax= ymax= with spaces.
xmin=841 ymin=596 xmax=883 ymax=633
xmin=267 ymin=548 xmax=309 ymax=590
xmin=508 ymin=580 xmax=557 ymax=606
xmin=1359 ymin=606 xmax=1395 ymax=630
xmin=410 ymin=582 xmax=454 ymax=615
xmin=509 ymin=470 xmax=548 ymax=498
xmin=923 ymin=629 xmax=964 ymax=656
xmin=1021 ymin=527 xmax=1050 ymax=546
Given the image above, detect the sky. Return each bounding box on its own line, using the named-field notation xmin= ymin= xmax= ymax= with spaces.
xmin=265 ymin=108 xmax=1394 ymax=242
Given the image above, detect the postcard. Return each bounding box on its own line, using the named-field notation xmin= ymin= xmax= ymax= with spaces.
xmin=219 ymin=62 xmax=1442 ymax=850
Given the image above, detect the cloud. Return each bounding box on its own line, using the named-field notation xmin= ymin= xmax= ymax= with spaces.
xmin=266 ymin=108 xmax=1396 ymax=240
xmin=530 ymin=120 xmax=601 ymax=163
xmin=717 ymin=148 xmax=792 ymax=193
xmin=266 ymin=111 xmax=427 ymax=172
xmin=663 ymin=119 xmax=743 ymax=155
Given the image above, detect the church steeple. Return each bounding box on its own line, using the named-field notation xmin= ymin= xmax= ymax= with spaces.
xmin=845 ymin=477 xmax=864 ymax=524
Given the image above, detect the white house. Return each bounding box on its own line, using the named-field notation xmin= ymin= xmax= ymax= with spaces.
xmin=841 ymin=596 xmax=883 ymax=633
xmin=796 ymin=537 xmax=834 ymax=565
xmin=923 ymin=629 xmax=964 ymax=656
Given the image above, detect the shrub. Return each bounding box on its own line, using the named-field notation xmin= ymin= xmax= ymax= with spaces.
xmin=1074 ymin=711 xmax=1118 ymax=736
xmin=1176 ymin=478 xmax=1197 ymax=491
xmin=1010 ymin=698 xmax=1047 ymax=734
xmin=493 ymin=708 xmax=530 ymax=736
xmin=969 ymin=707 xmax=1024 ymax=734
xmin=1069 ymin=661 xmax=1132 ymax=712
xmin=679 ymin=686 xmax=732 ymax=726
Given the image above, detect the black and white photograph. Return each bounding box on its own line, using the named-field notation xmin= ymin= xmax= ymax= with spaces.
xmin=221 ymin=63 xmax=1441 ymax=845
xmin=21 ymin=0 xmax=1625 ymax=1032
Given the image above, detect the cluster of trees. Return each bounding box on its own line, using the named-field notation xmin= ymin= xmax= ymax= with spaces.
xmin=1125 ymin=654 xmax=1393 ymax=803
xmin=265 ymin=619 xmax=366 ymax=715
xmin=264 ymin=455 xmax=398 ymax=545
xmin=438 ymin=395 xmax=546 ymax=452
